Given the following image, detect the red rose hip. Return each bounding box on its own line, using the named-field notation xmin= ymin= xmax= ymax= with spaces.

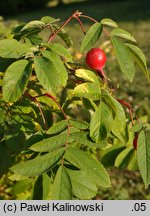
xmin=86 ymin=48 xmax=106 ymax=71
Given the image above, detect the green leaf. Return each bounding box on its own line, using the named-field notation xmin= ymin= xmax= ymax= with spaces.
xmin=90 ymin=101 xmax=112 ymax=143
xmin=75 ymin=69 xmax=100 ymax=83
xmin=101 ymin=18 xmax=118 ymax=28
xmin=110 ymin=28 xmax=136 ymax=43
xmin=137 ymin=130 xmax=150 ymax=186
xmin=11 ymin=179 xmax=32 ymax=196
xmin=21 ymin=21 xmax=45 ymax=33
xmin=41 ymin=16 xmax=59 ymax=24
xmin=130 ymin=123 xmax=143 ymax=132
xmin=67 ymin=169 xmax=97 ymax=199
xmin=69 ymin=119 xmax=89 ymax=130
xmin=43 ymin=43 xmax=72 ymax=62
xmin=71 ymin=82 xmax=101 ymax=100
xmin=65 ymin=147 xmax=111 ymax=187
xmin=103 ymin=91 xmax=126 ymax=133
xmin=81 ymin=22 xmax=103 ymax=52
xmin=111 ymin=36 xmax=135 ymax=82
xmin=30 ymin=133 xmax=67 ymax=152
xmin=3 ymin=60 xmax=32 ymax=102
xmin=53 ymin=25 xmax=73 ymax=47
xmin=0 ymin=39 xmax=31 ymax=59
xmin=101 ymin=144 xmax=126 ymax=167
xmin=69 ymin=132 xmax=94 ymax=147
xmin=34 ymin=51 xmax=68 ymax=94
xmin=128 ymin=151 xmax=138 ymax=171
xmin=126 ymin=43 xmax=149 ymax=81
xmin=42 ymin=173 xmax=52 ymax=200
xmin=51 ymin=166 xmax=72 ymax=200
xmin=115 ymin=146 xmax=134 ymax=168
xmin=47 ymin=120 xmax=68 ymax=135
xmin=11 ymin=148 xmax=64 ymax=176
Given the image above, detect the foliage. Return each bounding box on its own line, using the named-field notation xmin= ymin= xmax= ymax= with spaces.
xmin=0 ymin=10 xmax=150 ymax=200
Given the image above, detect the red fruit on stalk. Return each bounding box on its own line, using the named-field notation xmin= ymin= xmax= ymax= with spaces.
xmin=86 ymin=48 xmax=106 ymax=71
xmin=133 ymin=134 xmax=139 ymax=150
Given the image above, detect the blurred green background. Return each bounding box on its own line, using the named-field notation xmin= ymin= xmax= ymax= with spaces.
xmin=0 ymin=0 xmax=150 ymax=200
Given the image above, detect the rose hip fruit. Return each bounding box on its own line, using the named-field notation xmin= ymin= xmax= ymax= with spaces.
xmin=86 ymin=48 xmax=106 ymax=71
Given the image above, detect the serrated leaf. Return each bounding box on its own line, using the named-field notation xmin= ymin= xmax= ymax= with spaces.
xmin=67 ymin=169 xmax=97 ymax=199
xmin=101 ymin=144 xmax=126 ymax=167
xmin=3 ymin=60 xmax=32 ymax=102
xmin=43 ymin=43 xmax=72 ymax=62
xmin=69 ymin=132 xmax=94 ymax=147
xmin=27 ymin=34 xmax=42 ymax=46
xmin=137 ymin=130 xmax=150 ymax=186
xmin=42 ymin=50 xmax=68 ymax=85
xmin=126 ymin=43 xmax=149 ymax=81
xmin=34 ymin=51 xmax=68 ymax=94
xmin=115 ymin=146 xmax=134 ymax=168
xmin=75 ymin=69 xmax=100 ymax=83
xmin=101 ymin=18 xmax=118 ymax=28
xmin=47 ymin=120 xmax=68 ymax=135
xmin=81 ymin=22 xmax=103 ymax=52
xmin=69 ymin=119 xmax=89 ymax=130
xmin=11 ymin=148 xmax=64 ymax=176
xmin=90 ymin=101 xmax=112 ymax=143
xmin=102 ymin=91 xmax=126 ymax=134
xmin=65 ymin=147 xmax=111 ymax=187
xmin=42 ymin=173 xmax=52 ymax=200
xmin=41 ymin=16 xmax=59 ymax=24
xmin=111 ymin=36 xmax=135 ymax=82
xmin=128 ymin=151 xmax=138 ymax=171
xmin=0 ymin=39 xmax=31 ymax=59
xmin=11 ymin=179 xmax=32 ymax=196
xmin=130 ymin=123 xmax=143 ymax=132
xmin=51 ymin=166 xmax=72 ymax=200
xmin=21 ymin=21 xmax=45 ymax=33
xmin=110 ymin=28 xmax=136 ymax=43
xmin=53 ymin=25 xmax=73 ymax=47
xmin=71 ymin=82 xmax=101 ymax=100
xmin=30 ymin=133 xmax=68 ymax=152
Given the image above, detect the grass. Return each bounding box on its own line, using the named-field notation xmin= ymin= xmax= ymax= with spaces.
xmin=1 ymin=0 xmax=150 ymax=200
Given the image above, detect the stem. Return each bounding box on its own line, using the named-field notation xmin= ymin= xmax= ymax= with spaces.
xmin=74 ymin=16 xmax=86 ymax=35
xmin=44 ymin=93 xmax=68 ymax=120
xmin=80 ymin=14 xmax=110 ymax=37
xmin=44 ymin=93 xmax=70 ymax=148
xmin=99 ymin=68 xmax=111 ymax=83
xmin=25 ymin=92 xmax=46 ymax=127
xmin=47 ymin=10 xmax=82 ymax=43
xmin=116 ymin=98 xmax=140 ymax=125
xmin=80 ymin=14 xmax=98 ymax=23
